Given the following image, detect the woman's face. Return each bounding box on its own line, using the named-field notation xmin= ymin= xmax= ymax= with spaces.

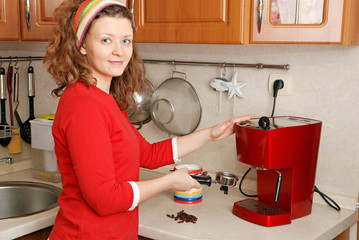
xmin=80 ymin=16 xmax=133 ymax=84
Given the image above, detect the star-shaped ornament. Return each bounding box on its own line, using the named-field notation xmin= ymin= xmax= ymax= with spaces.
xmin=221 ymin=72 xmax=247 ymax=99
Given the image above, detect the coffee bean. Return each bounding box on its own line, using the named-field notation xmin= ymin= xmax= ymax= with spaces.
xmin=166 ymin=210 xmax=198 ymax=224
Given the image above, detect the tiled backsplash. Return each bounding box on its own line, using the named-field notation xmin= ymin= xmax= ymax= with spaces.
xmin=0 ymin=41 xmax=358 ymax=203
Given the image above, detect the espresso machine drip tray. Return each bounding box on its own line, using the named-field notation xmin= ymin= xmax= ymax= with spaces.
xmin=232 ymin=199 xmax=291 ymax=227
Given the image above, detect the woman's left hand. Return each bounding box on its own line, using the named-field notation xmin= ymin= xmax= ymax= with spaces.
xmin=209 ymin=115 xmax=254 ymax=141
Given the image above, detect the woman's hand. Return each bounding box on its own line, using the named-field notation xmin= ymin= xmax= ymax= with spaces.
xmin=176 ymin=114 xmax=254 ymax=159
xmin=209 ymin=115 xmax=254 ymax=141
xmin=166 ymin=168 xmax=201 ymax=192
xmin=136 ymin=168 xmax=201 ymax=205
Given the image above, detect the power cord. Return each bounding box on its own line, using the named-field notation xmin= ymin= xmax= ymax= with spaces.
xmin=271 ymin=79 xmax=284 ymax=117
xmin=314 ymin=186 xmax=341 ymax=211
xmin=239 ymin=167 xmax=258 ymax=198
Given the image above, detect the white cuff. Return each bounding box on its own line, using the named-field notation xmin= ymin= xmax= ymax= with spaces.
xmin=172 ymin=137 xmax=181 ymax=163
xmin=128 ymin=181 xmax=140 ymax=211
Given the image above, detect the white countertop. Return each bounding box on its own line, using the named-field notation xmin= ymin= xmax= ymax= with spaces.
xmin=138 ymin=170 xmax=358 ymax=240
xmin=0 ymin=169 xmax=357 ymax=240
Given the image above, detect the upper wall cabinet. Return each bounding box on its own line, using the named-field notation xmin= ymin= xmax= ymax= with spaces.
xmin=0 ymin=0 xmax=20 ymax=41
xmin=132 ymin=0 xmax=359 ymax=45
xmin=1 ymin=0 xmax=127 ymax=41
xmin=250 ymin=0 xmax=359 ymax=45
xmin=19 ymin=0 xmax=63 ymax=41
xmin=0 ymin=0 xmax=63 ymax=41
xmin=131 ymin=0 xmax=248 ymax=44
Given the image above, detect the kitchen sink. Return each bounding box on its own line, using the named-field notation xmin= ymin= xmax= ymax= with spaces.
xmin=0 ymin=181 xmax=62 ymax=219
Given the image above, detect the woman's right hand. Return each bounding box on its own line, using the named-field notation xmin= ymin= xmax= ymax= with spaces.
xmin=136 ymin=167 xmax=201 ymax=205
xmin=167 ymin=168 xmax=201 ymax=192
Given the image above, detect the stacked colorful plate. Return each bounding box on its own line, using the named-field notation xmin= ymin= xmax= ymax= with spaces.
xmin=173 ymin=164 xmax=204 ymax=204
xmin=174 ymin=164 xmax=203 ymax=175
xmin=174 ymin=187 xmax=203 ymax=204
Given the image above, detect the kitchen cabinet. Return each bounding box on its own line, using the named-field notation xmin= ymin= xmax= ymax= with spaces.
xmin=19 ymin=0 xmax=63 ymax=41
xmin=1 ymin=0 xmax=128 ymax=41
xmin=0 ymin=0 xmax=20 ymax=41
xmin=131 ymin=0 xmax=359 ymax=45
xmin=0 ymin=0 xmax=63 ymax=41
xmin=14 ymin=226 xmax=52 ymax=240
xmin=13 ymin=227 xmax=152 ymax=240
xmin=250 ymin=0 xmax=359 ymax=45
xmin=131 ymin=0 xmax=249 ymax=44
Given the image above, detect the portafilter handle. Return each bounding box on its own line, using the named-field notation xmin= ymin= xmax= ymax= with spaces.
xmin=191 ymin=175 xmax=212 ymax=187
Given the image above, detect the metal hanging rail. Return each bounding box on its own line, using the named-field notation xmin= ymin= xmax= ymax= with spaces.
xmin=0 ymin=56 xmax=43 ymax=64
xmin=0 ymin=56 xmax=290 ymax=70
xmin=143 ymin=59 xmax=289 ymax=70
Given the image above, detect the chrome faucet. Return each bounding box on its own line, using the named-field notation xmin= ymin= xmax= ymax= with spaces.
xmin=0 ymin=157 xmax=14 ymax=165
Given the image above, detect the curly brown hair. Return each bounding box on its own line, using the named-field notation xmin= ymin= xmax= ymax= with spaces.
xmin=44 ymin=0 xmax=145 ymax=110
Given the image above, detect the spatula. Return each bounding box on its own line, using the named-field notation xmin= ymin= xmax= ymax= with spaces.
xmin=21 ymin=65 xmax=35 ymax=144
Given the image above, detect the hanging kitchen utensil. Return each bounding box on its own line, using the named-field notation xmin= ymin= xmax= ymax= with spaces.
xmin=7 ymin=61 xmax=14 ymax=127
xmin=150 ymin=70 xmax=202 ymax=136
xmin=209 ymin=66 xmax=228 ymax=115
xmin=8 ymin=60 xmax=22 ymax=154
xmin=21 ymin=64 xmax=35 ymax=143
xmin=0 ymin=65 xmax=11 ymax=146
xmin=125 ymin=78 xmax=154 ymax=129
xmin=13 ymin=60 xmax=26 ymax=143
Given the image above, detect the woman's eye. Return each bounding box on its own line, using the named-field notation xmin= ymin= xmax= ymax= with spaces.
xmin=103 ymin=39 xmax=111 ymax=43
xmin=123 ymin=39 xmax=131 ymax=44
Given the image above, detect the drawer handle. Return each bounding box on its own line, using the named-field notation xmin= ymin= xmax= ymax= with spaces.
xmin=131 ymin=0 xmax=137 ymax=32
xmin=26 ymin=0 xmax=31 ymax=32
xmin=257 ymin=0 xmax=263 ymax=33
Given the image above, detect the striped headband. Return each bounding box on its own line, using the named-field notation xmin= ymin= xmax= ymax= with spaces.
xmin=73 ymin=0 xmax=127 ymax=49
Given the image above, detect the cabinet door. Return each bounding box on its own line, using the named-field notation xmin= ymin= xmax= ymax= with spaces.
xmin=0 ymin=0 xmax=20 ymax=41
xmin=132 ymin=0 xmax=248 ymax=44
xmin=19 ymin=0 xmax=63 ymax=41
xmin=250 ymin=0 xmax=345 ymax=44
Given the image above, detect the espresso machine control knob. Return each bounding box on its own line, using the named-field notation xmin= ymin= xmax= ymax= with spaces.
xmin=258 ymin=116 xmax=270 ymax=129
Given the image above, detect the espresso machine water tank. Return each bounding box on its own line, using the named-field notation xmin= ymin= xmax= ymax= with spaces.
xmin=233 ymin=116 xmax=322 ymax=227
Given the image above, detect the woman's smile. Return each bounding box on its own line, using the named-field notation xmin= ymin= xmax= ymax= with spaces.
xmin=109 ymin=60 xmax=125 ymax=65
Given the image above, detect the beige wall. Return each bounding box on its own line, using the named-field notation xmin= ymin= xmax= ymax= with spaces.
xmin=0 ymin=41 xmax=358 ymax=203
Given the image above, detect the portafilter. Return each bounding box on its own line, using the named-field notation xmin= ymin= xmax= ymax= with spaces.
xmin=191 ymin=171 xmax=239 ymax=195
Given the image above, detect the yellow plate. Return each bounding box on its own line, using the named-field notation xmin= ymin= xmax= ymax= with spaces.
xmin=175 ymin=189 xmax=203 ymax=196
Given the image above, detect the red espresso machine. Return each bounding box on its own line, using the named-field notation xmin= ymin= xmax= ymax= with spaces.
xmin=233 ymin=116 xmax=322 ymax=227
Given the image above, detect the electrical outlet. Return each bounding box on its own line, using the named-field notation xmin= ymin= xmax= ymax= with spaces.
xmin=268 ymin=73 xmax=292 ymax=96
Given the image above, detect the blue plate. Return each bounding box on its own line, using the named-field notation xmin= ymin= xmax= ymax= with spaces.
xmin=174 ymin=195 xmax=202 ymax=202
xmin=174 ymin=192 xmax=202 ymax=199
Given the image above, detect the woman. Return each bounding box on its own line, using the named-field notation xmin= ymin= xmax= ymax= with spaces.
xmin=44 ymin=0 xmax=253 ymax=239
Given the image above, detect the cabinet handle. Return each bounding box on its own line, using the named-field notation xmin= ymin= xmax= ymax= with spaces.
xmin=257 ymin=0 xmax=263 ymax=33
xmin=26 ymin=0 xmax=31 ymax=31
xmin=131 ymin=0 xmax=137 ymax=32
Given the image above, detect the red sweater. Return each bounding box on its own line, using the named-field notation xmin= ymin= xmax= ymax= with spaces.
xmin=49 ymin=82 xmax=174 ymax=240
